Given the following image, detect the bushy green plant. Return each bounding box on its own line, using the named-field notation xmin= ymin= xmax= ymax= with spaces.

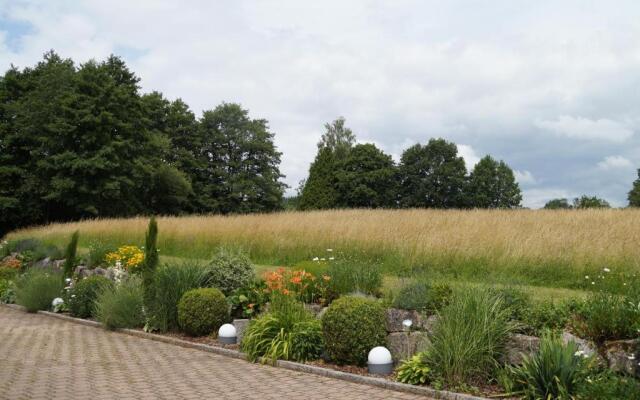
xmin=177 ymin=287 xmax=228 ymax=336
xmin=95 ymin=277 xmax=145 ymax=330
xmin=86 ymin=241 xmax=115 ymax=268
xmin=0 ymin=279 xmax=16 ymax=304
xmin=491 ymin=287 xmax=531 ymax=322
xmin=326 ymin=258 xmax=382 ymax=298
xmin=228 ymin=279 xmax=269 ymax=318
xmin=68 ymin=275 xmax=114 ymax=318
xmin=147 ymin=262 xmax=207 ymax=332
xmin=521 ymin=300 xmax=576 ymax=336
xmin=572 ymin=292 xmax=640 ymax=343
xmin=62 ymin=231 xmax=79 ymax=279
xmin=241 ymin=294 xmax=322 ymax=363
xmin=426 ymin=288 xmax=515 ymax=386
xmin=396 ymin=353 xmax=432 ymax=385
xmin=0 ymin=266 xmax=18 ymax=281
xmin=578 ymin=370 xmax=640 ymax=400
xmin=15 ymin=269 xmax=64 ymax=312
xmin=505 ymin=332 xmax=589 ymax=399
xmin=321 ymin=295 xmax=386 ymax=366
xmin=204 ymin=248 xmax=255 ymax=295
xmin=393 ymin=281 xmax=452 ymax=313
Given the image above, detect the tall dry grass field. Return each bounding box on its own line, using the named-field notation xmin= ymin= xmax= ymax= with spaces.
xmin=7 ymin=209 xmax=640 ymax=288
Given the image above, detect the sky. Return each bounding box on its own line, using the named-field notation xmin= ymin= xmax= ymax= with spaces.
xmin=1 ymin=1 xmax=640 ymax=208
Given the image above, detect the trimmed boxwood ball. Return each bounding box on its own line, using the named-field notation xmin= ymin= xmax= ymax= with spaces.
xmin=178 ymin=288 xmax=229 ymax=336
xmin=321 ymin=295 xmax=387 ymax=366
xmin=68 ymin=275 xmax=114 ymax=318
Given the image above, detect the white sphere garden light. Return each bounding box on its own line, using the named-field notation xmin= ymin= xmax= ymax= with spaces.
xmin=218 ymin=323 xmax=237 ymax=344
xmin=367 ymin=346 xmax=393 ymax=375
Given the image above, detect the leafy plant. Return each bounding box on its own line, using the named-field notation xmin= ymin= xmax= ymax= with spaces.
xmin=571 ymin=292 xmax=640 ymax=343
xmin=68 ymin=275 xmax=114 ymax=318
xmin=490 ymin=287 xmax=531 ymax=322
xmin=393 ymin=281 xmax=452 ymax=314
xmin=578 ymin=369 xmax=640 ymax=400
xmin=321 ymin=295 xmax=386 ymax=366
xmin=505 ymin=331 xmax=590 ymax=400
xmin=396 ymin=353 xmax=432 ymax=385
xmin=204 ymin=248 xmax=255 ymax=295
xmin=426 ymin=288 xmax=515 ymax=386
xmin=95 ymin=277 xmax=145 ymax=330
xmin=177 ymin=287 xmax=229 ymax=336
xmin=149 ymin=262 xmax=207 ymax=332
xmin=15 ymin=269 xmax=64 ymax=312
xmin=228 ymin=279 xmax=269 ymax=318
xmin=0 ymin=279 xmax=16 ymax=304
xmin=86 ymin=241 xmax=115 ymax=268
xmin=62 ymin=231 xmax=79 ymax=280
xmin=326 ymin=257 xmax=382 ymax=298
xmin=0 ymin=266 xmax=19 ymax=281
xmin=521 ymin=299 xmax=576 ymax=336
xmin=105 ymin=245 xmax=145 ymax=272
xmin=264 ymin=267 xmax=330 ymax=304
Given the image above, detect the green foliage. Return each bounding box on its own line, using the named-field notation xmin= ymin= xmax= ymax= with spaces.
xmin=95 ymin=277 xmax=145 ymax=330
xmin=398 ymin=138 xmax=467 ymax=208
xmin=86 ymin=241 xmax=115 ymax=268
xmin=68 ymin=275 xmax=113 ymax=318
xmin=326 ymin=258 xmax=383 ymax=298
xmin=466 ymin=155 xmax=522 ymax=208
xmin=579 ymin=370 xmax=640 ymax=400
xmin=204 ymin=248 xmax=255 ymax=295
xmin=521 ymin=300 xmax=576 ymax=336
xmin=177 ymin=287 xmax=229 ymax=336
xmin=571 ymin=292 xmax=640 ymax=343
xmin=335 ymin=143 xmax=397 ymax=208
xmin=299 ymin=147 xmax=340 ymax=210
xmin=628 ymin=169 xmax=640 ymax=207
xmin=0 ymin=279 xmax=16 ymax=303
xmin=490 ymin=287 xmax=531 ymax=322
xmin=241 ymin=294 xmax=322 ymax=363
xmin=572 ymin=195 xmax=610 ymax=209
xmin=392 ymin=281 xmax=453 ymax=314
xmin=228 ymin=279 xmax=269 ymax=318
xmin=396 ymin=353 xmax=432 ymax=385
xmin=15 ymin=269 xmax=64 ymax=312
xmin=505 ymin=332 xmax=589 ymax=400
xmin=426 ymin=288 xmax=515 ymax=385
xmin=321 ymin=295 xmax=386 ymax=366
xmin=142 ymin=217 xmax=159 ymax=320
xmin=62 ymin=231 xmax=79 ymax=279
xmin=149 ymin=262 xmax=207 ymax=332
xmin=317 ymin=117 xmax=356 ymax=159
xmin=544 ymin=198 xmax=572 ymax=209
xmin=149 ymin=164 xmax=192 ymax=214
xmin=0 ymin=266 xmax=18 ymax=281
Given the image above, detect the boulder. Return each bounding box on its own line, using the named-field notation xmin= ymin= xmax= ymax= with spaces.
xmin=605 ymin=339 xmax=639 ymax=376
xmin=504 ymin=334 xmax=540 ymax=365
xmin=33 ymin=257 xmax=52 ymax=269
xmin=93 ymin=267 xmax=108 ymax=277
xmin=75 ymin=265 xmax=90 ymax=278
xmin=233 ymin=319 xmax=250 ymax=344
xmin=53 ymin=259 xmax=66 ymax=270
xmin=304 ymin=304 xmax=325 ymax=317
xmin=387 ymin=331 xmax=430 ymax=362
xmin=562 ymin=332 xmax=598 ymax=358
xmin=385 ymin=308 xmax=423 ymax=332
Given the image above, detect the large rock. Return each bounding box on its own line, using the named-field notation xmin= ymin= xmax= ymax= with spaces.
xmin=385 ymin=308 xmax=427 ymax=332
xmin=605 ymin=339 xmax=639 ymax=376
xmin=233 ymin=319 xmax=250 ymax=344
xmin=53 ymin=259 xmax=66 ymax=270
xmin=387 ymin=331 xmax=430 ymax=362
xmin=504 ymin=334 xmax=540 ymax=365
xmin=33 ymin=257 xmax=52 ymax=269
xmin=304 ymin=304 xmax=326 ymax=317
xmin=562 ymin=332 xmax=598 ymax=358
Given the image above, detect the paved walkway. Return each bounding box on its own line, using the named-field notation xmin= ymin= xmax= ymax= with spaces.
xmin=0 ymin=306 xmax=429 ymax=399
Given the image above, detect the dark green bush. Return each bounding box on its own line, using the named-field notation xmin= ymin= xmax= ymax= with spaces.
xmin=326 ymin=258 xmax=382 ymax=298
xmin=393 ymin=281 xmax=452 ymax=313
xmin=15 ymin=269 xmax=64 ymax=312
xmin=204 ymin=248 xmax=255 ymax=295
xmin=0 ymin=266 xmax=18 ymax=281
xmin=579 ymin=370 xmax=640 ymax=400
xmin=148 ymin=262 xmax=207 ymax=332
xmin=95 ymin=277 xmax=145 ymax=330
xmin=86 ymin=241 xmax=115 ymax=268
xmin=68 ymin=275 xmax=114 ymax=318
xmin=572 ymin=292 xmax=640 ymax=343
xmin=177 ymin=288 xmax=229 ymax=336
xmin=321 ymin=295 xmax=386 ymax=366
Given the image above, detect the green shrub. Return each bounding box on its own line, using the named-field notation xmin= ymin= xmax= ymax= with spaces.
xmin=426 ymin=288 xmax=515 ymax=386
xmin=94 ymin=277 xmax=145 ymax=330
xmin=521 ymin=300 xmax=576 ymax=336
xmin=62 ymin=231 xmax=79 ymax=279
xmin=0 ymin=279 xmax=16 ymax=304
xmin=491 ymin=287 xmax=531 ymax=322
xmin=204 ymin=248 xmax=255 ymax=295
xmin=326 ymin=258 xmax=382 ymax=298
xmin=86 ymin=241 xmax=115 ymax=268
xmin=572 ymin=292 xmax=640 ymax=343
xmin=177 ymin=287 xmax=228 ymax=336
xmin=142 ymin=217 xmax=159 ymax=324
xmin=396 ymin=353 xmax=432 ymax=385
xmin=68 ymin=275 xmax=114 ymax=318
xmin=579 ymin=370 xmax=640 ymax=400
xmin=0 ymin=266 xmax=18 ymax=281
xmin=148 ymin=262 xmax=207 ymax=332
xmin=505 ymin=332 xmax=589 ymax=399
xmin=15 ymin=269 xmax=64 ymax=312
xmin=321 ymin=295 xmax=386 ymax=366
xmin=228 ymin=279 xmax=269 ymax=318
xmin=393 ymin=281 xmax=452 ymax=313
xmin=241 ymin=294 xmax=322 ymax=363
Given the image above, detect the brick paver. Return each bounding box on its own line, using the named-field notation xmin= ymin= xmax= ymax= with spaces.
xmin=0 ymin=307 xmax=429 ymax=399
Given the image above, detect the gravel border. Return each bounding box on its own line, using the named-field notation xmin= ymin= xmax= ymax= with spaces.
xmin=2 ymin=304 xmax=488 ymax=400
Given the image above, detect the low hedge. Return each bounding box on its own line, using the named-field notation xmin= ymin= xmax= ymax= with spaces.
xmin=177 ymin=287 xmax=229 ymax=336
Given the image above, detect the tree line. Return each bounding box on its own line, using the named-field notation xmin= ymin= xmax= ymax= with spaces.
xmin=296 ymin=118 xmax=522 ymax=210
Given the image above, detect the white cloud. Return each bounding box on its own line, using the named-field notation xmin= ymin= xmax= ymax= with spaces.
xmin=457 ymin=144 xmax=480 ymax=171
xmin=522 ymin=188 xmax=572 ymax=209
xmin=514 ymin=170 xmax=536 ymax=185
xmin=597 ymin=155 xmax=633 ymax=170
xmin=535 ymin=116 xmax=633 ymax=142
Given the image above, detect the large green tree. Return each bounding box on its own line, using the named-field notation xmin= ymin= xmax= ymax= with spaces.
xmin=544 ymin=198 xmax=572 ymax=209
xmin=573 ymin=195 xmax=610 ymax=209
xmin=335 ymin=143 xmax=397 ymax=208
xmin=628 ymin=169 xmax=640 ymax=207
xmin=466 ymin=155 xmax=522 ymax=208
xmin=398 ymin=138 xmax=467 ymax=208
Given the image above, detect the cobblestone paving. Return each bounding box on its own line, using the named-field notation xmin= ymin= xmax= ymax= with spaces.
xmin=0 ymin=307 xmax=430 ymax=399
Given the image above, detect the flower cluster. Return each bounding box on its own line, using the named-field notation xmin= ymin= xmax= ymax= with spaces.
xmin=264 ymin=267 xmax=330 ymax=305
xmin=0 ymin=257 xmax=21 ymax=270
xmin=105 ymin=245 xmax=144 ymax=272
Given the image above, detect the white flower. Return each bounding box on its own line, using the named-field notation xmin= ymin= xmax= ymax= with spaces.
xmin=574 ymin=350 xmax=585 ymax=357
xmin=312 ymin=257 xmax=319 ymax=261
xmin=628 ymin=355 xmax=636 ymax=360
xmin=65 ymin=278 xmax=72 ymax=284
xmin=52 ymin=297 xmax=64 ymax=307
xmin=326 ymin=249 xmax=333 ymax=252
xmin=591 ymin=282 xmax=595 ymax=285
xmin=320 ymin=258 xmax=326 ymax=261
xmin=604 ymin=268 xmax=611 ymax=273
xmin=71 ymin=294 xmax=76 ymax=298
xmin=329 ymin=257 xmax=335 ymax=260
xmin=585 ymin=275 xmax=589 ymax=279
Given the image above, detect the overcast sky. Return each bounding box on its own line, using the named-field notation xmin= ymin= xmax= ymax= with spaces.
xmin=2 ymin=1 xmax=640 ymax=208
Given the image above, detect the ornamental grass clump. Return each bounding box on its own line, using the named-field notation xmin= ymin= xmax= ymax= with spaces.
xmin=15 ymin=269 xmax=64 ymax=312
xmin=321 ymin=295 xmax=386 ymax=366
xmin=94 ymin=277 xmax=145 ymax=330
xmin=68 ymin=275 xmax=114 ymax=318
xmin=425 ymin=288 xmax=515 ymax=386
xmin=326 ymin=257 xmax=382 ymax=298
xmin=177 ymin=287 xmax=229 ymax=336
